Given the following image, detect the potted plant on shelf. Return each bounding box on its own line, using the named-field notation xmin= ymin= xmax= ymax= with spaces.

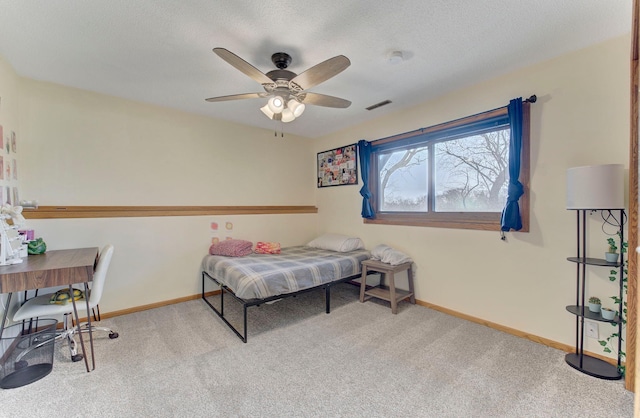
xmin=599 ymin=234 xmax=628 ymax=376
xmin=588 ymin=296 xmax=601 ymax=313
xmin=601 ymin=307 xmax=616 ymax=321
xmin=605 ymin=238 xmax=619 ymax=263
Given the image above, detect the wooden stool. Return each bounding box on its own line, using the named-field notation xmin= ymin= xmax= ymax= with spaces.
xmin=359 ymin=259 xmax=415 ymax=314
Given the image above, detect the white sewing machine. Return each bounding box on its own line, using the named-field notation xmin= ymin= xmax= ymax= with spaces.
xmin=0 ymin=205 xmax=26 ymax=266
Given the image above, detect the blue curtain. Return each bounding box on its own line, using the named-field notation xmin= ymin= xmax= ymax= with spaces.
xmin=500 ymin=97 xmax=524 ymax=231
xmin=358 ymin=139 xmax=375 ymax=218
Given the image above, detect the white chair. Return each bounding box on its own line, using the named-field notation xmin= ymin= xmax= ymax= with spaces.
xmin=12 ymin=244 xmax=118 ymax=362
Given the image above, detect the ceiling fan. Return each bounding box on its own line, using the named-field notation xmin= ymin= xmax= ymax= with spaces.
xmin=206 ymin=48 xmax=351 ymax=123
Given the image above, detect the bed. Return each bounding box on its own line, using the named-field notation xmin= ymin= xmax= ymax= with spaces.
xmin=201 ymin=245 xmax=371 ymax=342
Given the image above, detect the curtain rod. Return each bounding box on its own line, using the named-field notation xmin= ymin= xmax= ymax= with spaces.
xmin=369 ymin=94 xmax=537 ymax=145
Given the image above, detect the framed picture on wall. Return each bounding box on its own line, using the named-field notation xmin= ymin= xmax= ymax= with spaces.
xmin=317 ymin=143 xmax=358 ymax=188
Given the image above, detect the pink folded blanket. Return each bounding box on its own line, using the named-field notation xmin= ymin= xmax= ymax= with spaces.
xmin=254 ymin=242 xmax=281 ymax=254
xmin=209 ymin=239 xmax=253 ymax=257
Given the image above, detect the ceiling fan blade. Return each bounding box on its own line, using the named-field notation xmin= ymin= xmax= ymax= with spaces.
xmin=213 ymin=48 xmax=274 ymax=85
xmin=205 ymin=92 xmax=267 ymax=102
xmin=290 ymin=55 xmax=351 ymax=91
xmin=299 ymin=92 xmax=351 ymax=108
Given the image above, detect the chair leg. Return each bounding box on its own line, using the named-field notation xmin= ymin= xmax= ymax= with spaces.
xmin=63 ymin=314 xmax=83 ymax=362
xmin=92 ymin=305 xmax=101 ymax=322
xmin=81 ymin=323 xmax=119 ymax=339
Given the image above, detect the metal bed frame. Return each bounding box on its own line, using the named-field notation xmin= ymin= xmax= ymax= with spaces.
xmin=201 ymin=270 xmax=364 ymax=343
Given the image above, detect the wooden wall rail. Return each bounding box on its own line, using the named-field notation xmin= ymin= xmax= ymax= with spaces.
xmin=22 ymin=205 xmax=318 ymax=219
xmin=630 ymin=0 xmax=639 ymax=395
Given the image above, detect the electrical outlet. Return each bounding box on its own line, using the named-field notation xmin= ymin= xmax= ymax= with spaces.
xmin=586 ymin=321 xmax=599 ymax=339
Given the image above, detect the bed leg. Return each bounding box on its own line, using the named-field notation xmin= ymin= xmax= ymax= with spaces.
xmin=201 ymin=272 xmax=205 ymax=299
xmin=325 ymin=286 xmax=331 ymax=314
xmin=220 ymin=284 xmax=225 ymax=316
xmin=202 ymin=271 xmax=249 ymax=343
xmin=243 ymin=305 xmax=248 ymax=343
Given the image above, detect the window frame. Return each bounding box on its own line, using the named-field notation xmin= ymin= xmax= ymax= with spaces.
xmin=364 ymin=104 xmax=530 ymax=231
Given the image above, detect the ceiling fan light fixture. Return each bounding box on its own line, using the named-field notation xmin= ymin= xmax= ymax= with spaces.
xmin=281 ymin=108 xmax=296 ymax=123
xmin=287 ymin=99 xmax=306 ymax=117
xmin=208 ymin=48 xmax=352 ymax=124
xmin=267 ymin=96 xmax=284 ymax=113
xmin=260 ymin=104 xmax=276 ymax=119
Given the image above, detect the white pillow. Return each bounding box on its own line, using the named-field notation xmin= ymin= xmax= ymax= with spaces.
xmin=307 ymin=233 xmax=365 ymax=252
xmin=370 ymin=244 xmax=413 ymax=266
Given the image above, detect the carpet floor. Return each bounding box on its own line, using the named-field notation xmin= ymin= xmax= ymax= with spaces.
xmin=0 ymin=284 xmax=634 ymax=417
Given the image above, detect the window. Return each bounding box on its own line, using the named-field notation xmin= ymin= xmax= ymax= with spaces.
xmin=365 ymin=105 xmax=530 ymax=231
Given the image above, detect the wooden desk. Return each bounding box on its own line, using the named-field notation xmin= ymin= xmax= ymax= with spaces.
xmin=0 ymin=247 xmax=99 ymax=372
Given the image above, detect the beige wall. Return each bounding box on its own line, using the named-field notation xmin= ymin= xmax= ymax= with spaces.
xmin=314 ymin=35 xmax=631 ymax=355
xmin=0 ymin=57 xmax=22 ymax=206
xmin=0 ymin=56 xmax=22 ymax=322
xmin=25 ymin=214 xmax=317 ymax=312
xmin=18 ymin=80 xmax=316 ymax=206
xmin=0 ymin=60 xmax=320 ymax=314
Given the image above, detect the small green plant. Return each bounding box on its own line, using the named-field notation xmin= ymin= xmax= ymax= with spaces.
xmin=588 ymin=296 xmax=601 ymax=304
xmin=599 ymin=233 xmax=628 ymax=376
xmin=607 ymin=237 xmax=618 ymax=253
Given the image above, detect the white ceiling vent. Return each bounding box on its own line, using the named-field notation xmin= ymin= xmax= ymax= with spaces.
xmin=366 ymin=100 xmax=392 ymax=111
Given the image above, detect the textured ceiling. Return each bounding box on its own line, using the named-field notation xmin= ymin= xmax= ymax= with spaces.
xmin=0 ymin=1 xmax=632 ymax=138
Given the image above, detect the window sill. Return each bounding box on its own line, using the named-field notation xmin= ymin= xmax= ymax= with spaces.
xmin=363 ymin=212 xmax=529 ymax=232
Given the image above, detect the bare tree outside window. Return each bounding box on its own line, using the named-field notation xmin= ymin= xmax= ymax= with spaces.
xmin=435 ymin=128 xmax=510 ymax=212
xmin=378 ymin=148 xmax=427 ymax=211
xmin=377 ymin=128 xmax=510 ymax=213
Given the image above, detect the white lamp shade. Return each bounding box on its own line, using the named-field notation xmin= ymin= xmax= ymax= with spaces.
xmin=280 ymin=108 xmax=295 ymax=123
xmin=287 ymin=99 xmax=305 ymax=117
xmin=260 ymin=104 xmax=275 ymax=119
xmin=566 ymin=164 xmax=624 ymax=209
xmin=267 ymin=96 xmax=284 ymax=113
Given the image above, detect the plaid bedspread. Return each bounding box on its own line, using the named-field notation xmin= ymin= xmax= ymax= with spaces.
xmin=201 ymin=246 xmax=370 ymax=300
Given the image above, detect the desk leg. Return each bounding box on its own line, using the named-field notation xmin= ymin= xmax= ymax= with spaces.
xmin=0 ymin=292 xmax=11 ymax=342
xmin=83 ymin=282 xmax=95 ymax=371
xmin=69 ymin=285 xmax=90 ymax=373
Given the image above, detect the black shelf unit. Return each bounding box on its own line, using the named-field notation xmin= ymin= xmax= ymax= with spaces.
xmin=565 ymin=209 xmax=624 ymax=380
